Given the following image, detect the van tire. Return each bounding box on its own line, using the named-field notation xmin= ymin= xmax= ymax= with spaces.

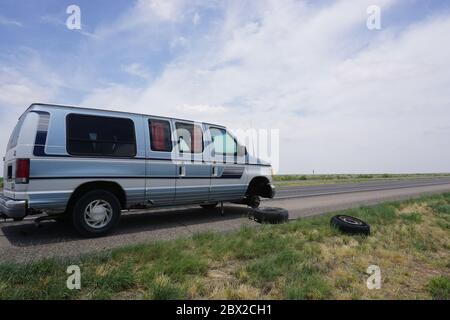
xmin=330 ymin=215 xmax=370 ymax=236
xmin=71 ymin=190 xmax=121 ymax=237
xmin=250 ymin=207 xmax=289 ymax=224
xmin=200 ymin=203 xmax=218 ymax=209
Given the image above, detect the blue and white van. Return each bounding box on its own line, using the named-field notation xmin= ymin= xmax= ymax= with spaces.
xmin=0 ymin=103 xmax=275 ymax=237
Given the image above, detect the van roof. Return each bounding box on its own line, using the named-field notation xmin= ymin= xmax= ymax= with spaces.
xmin=27 ymin=103 xmax=226 ymax=128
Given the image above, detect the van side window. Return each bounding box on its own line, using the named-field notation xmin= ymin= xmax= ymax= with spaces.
xmin=149 ymin=119 xmax=172 ymax=152
xmin=210 ymin=127 xmax=237 ymax=155
xmin=66 ymin=114 xmax=136 ymax=157
xmin=175 ymin=122 xmax=204 ymax=153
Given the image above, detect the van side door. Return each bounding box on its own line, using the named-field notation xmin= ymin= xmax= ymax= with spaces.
xmin=206 ymin=126 xmax=247 ymax=202
xmin=145 ymin=117 xmax=177 ymax=205
xmin=173 ymin=121 xmax=211 ymax=204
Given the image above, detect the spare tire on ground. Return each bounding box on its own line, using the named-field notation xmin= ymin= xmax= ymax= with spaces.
xmin=330 ymin=215 xmax=370 ymax=236
xmin=250 ymin=207 xmax=289 ymax=224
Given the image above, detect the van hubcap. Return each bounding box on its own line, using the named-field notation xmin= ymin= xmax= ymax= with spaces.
xmin=84 ymin=200 xmax=113 ymax=229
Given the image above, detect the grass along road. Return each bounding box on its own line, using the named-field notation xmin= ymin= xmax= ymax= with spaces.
xmin=0 ymin=193 xmax=449 ymax=299
xmin=273 ymin=173 xmax=450 ymax=187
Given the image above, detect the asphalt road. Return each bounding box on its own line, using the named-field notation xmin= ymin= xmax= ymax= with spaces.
xmin=1 ymin=178 xmax=450 ymax=262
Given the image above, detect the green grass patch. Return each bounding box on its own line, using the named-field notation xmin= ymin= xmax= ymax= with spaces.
xmin=400 ymin=212 xmax=423 ymax=224
xmin=284 ymin=274 xmax=332 ymax=300
xmin=0 ymin=193 xmax=449 ymax=300
xmin=144 ymin=274 xmax=186 ymax=300
xmin=427 ymin=276 xmax=450 ymax=300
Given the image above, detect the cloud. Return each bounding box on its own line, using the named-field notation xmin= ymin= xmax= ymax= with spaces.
xmin=94 ymin=0 xmax=192 ymax=38
xmin=170 ymin=36 xmax=188 ymax=49
xmin=0 ymin=48 xmax=63 ymax=166
xmin=121 ymin=63 xmax=152 ymax=79
xmin=0 ymin=65 xmax=57 ymax=170
xmin=137 ymin=0 xmax=187 ymax=21
xmin=175 ymin=104 xmax=229 ymax=116
xmin=193 ymin=12 xmax=200 ymax=25
xmin=0 ymin=15 xmax=22 ymax=27
xmin=0 ymin=67 xmax=56 ymax=108
xmin=80 ymin=0 xmax=450 ymax=173
xmin=2 ymin=0 xmax=450 ymax=174
xmin=81 ymin=84 xmax=143 ymax=110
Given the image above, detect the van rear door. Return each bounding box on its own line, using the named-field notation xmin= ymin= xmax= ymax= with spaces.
xmin=3 ymin=115 xmax=26 ymax=195
xmin=2 ymin=111 xmax=36 ymax=199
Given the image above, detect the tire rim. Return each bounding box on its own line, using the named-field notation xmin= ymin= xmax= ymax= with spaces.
xmin=84 ymin=200 xmax=113 ymax=229
xmin=338 ymin=216 xmax=363 ymax=225
xmin=250 ymin=196 xmax=260 ymax=208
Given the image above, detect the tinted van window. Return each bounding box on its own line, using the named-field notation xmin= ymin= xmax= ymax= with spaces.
xmin=67 ymin=114 xmax=136 ymax=157
xmin=149 ymin=119 xmax=172 ymax=152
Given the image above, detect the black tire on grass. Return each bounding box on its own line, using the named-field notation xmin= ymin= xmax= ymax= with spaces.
xmin=251 ymin=207 xmax=289 ymax=224
xmin=330 ymin=215 xmax=370 ymax=236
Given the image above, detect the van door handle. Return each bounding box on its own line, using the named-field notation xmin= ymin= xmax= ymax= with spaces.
xmin=179 ymin=165 xmax=186 ymax=177
xmin=212 ymin=166 xmax=218 ymax=177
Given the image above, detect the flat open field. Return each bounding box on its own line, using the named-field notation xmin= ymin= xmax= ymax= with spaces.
xmin=273 ymin=173 xmax=450 ymax=187
xmin=1 ymin=192 xmax=449 ymax=300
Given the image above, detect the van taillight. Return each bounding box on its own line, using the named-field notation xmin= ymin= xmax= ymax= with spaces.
xmin=15 ymin=159 xmax=30 ymax=184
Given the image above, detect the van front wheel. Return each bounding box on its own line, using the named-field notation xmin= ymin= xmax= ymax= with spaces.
xmin=72 ymin=190 xmax=121 ymax=237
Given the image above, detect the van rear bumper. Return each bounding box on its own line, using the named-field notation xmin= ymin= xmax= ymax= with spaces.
xmin=0 ymin=194 xmax=27 ymax=219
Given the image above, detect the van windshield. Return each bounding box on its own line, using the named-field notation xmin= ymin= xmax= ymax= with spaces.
xmin=7 ymin=115 xmax=26 ymax=151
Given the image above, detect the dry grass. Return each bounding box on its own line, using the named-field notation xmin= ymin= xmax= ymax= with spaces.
xmin=0 ymin=193 xmax=449 ymax=300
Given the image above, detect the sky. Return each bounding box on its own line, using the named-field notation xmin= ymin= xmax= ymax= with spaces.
xmin=1 ymin=0 xmax=450 ymax=175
